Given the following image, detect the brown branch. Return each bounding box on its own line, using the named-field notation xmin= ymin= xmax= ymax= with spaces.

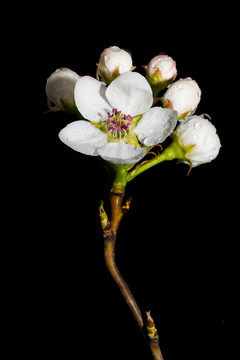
xmin=102 ymin=186 xmax=164 ymax=360
xmin=150 ymin=343 xmax=164 ymax=360
xmin=104 ymin=187 xmax=143 ymax=329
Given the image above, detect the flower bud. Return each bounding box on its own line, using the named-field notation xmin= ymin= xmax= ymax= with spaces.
xmin=99 ymin=201 xmax=112 ymax=238
xmin=173 ymin=115 xmax=221 ymax=167
xmin=161 ymin=78 xmax=201 ymax=120
xmin=96 ymin=46 xmax=133 ymax=85
xmin=146 ymin=311 xmax=159 ymax=344
xmin=45 ymin=68 xmax=80 ymax=113
xmin=145 ymin=55 xmax=177 ymax=95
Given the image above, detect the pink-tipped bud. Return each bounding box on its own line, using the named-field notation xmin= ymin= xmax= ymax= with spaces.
xmin=146 ymin=55 xmax=177 ymax=82
xmin=96 ymin=46 xmax=133 ymax=85
xmin=145 ymin=55 xmax=177 ymax=95
xmin=161 ymin=78 xmax=201 ymax=120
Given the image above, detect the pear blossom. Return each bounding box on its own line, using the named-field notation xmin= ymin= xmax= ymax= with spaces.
xmin=45 ymin=68 xmax=80 ymax=112
xmin=96 ymin=46 xmax=133 ymax=84
xmin=59 ymin=72 xmax=178 ymax=164
xmin=174 ymin=115 xmax=221 ymax=166
xmin=162 ymin=78 xmax=201 ymax=120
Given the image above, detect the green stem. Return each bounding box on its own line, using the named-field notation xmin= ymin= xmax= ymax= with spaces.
xmin=112 ymin=164 xmax=128 ymax=190
xmin=127 ymin=142 xmax=184 ymax=182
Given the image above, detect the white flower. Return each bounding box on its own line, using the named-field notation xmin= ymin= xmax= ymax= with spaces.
xmin=59 ymin=72 xmax=178 ymax=164
xmin=162 ymin=78 xmax=201 ymax=119
xmin=45 ymin=68 xmax=80 ymax=112
xmin=175 ymin=115 xmax=221 ymax=167
xmin=146 ymin=54 xmax=177 ymax=82
xmin=96 ymin=46 xmax=133 ymax=84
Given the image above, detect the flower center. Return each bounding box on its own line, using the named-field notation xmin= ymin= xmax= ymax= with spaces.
xmin=106 ymin=108 xmax=133 ymax=142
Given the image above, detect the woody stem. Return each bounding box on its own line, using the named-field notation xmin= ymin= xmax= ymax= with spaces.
xmin=104 ymin=184 xmax=144 ymax=330
xmin=103 ymin=164 xmax=164 ymax=360
xmin=150 ymin=343 xmax=164 ymax=360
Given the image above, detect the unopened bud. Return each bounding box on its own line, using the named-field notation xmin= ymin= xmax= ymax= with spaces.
xmin=96 ymin=46 xmax=134 ymax=85
xmin=146 ymin=311 xmax=159 ymax=344
xmin=145 ymin=54 xmax=177 ymax=96
xmin=161 ymin=78 xmax=201 ymax=120
xmin=173 ymin=115 xmax=221 ymax=167
xmin=99 ymin=201 xmax=112 ymax=238
xmin=45 ymin=68 xmax=80 ymax=113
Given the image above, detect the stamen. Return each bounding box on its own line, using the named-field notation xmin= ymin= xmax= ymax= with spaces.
xmin=106 ymin=108 xmax=133 ymax=141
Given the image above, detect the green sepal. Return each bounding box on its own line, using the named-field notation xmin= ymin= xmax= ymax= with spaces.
xmin=58 ymin=99 xmax=82 ymax=117
xmin=96 ymin=64 xmax=120 ymax=86
xmin=126 ymin=131 xmax=139 ymax=147
xmin=90 ymin=120 xmax=106 ymax=132
xmin=178 ymin=110 xmax=192 ymax=121
xmin=170 ymin=131 xmax=195 ymax=171
xmin=131 ymin=114 xmax=142 ymax=128
xmin=146 ymin=70 xmax=175 ymax=98
xmin=170 ymin=131 xmax=195 ymax=157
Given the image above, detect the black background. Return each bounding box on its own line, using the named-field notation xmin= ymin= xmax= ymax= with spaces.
xmin=15 ymin=2 xmax=235 ymax=359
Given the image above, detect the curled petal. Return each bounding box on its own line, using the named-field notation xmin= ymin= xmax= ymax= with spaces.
xmin=74 ymin=76 xmax=112 ymax=122
xmin=134 ymin=107 xmax=178 ymax=146
xmin=106 ymin=72 xmax=153 ymax=117
xmin=97 ymin=142 xmax=146 ymax=164
xmin=59 ymin=120 xmax=107 ymax=155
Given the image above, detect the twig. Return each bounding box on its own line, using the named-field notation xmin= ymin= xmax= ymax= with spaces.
xmin=104 ymin=188 xmax=144 ymax=329
xmin=100 ymin=186 xmax=164 ymax=359
xmin=146 ymin=311 xmax=164 ymax=360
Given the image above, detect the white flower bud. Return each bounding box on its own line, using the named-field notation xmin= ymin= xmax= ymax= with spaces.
xmin=175 ymin=115 xmax=221 ymax=167
xmin=96 ymin=46 xmax=133 ymax=84
xmin=145 ymin=55 xmax=177 ymax=96
xmin=46 ymin=68 xmax=80 ymax=113
xmin=146 ymin=55 xmax=177 ymax=82
xmin=162 ymin=78 xmax=201 ymax=120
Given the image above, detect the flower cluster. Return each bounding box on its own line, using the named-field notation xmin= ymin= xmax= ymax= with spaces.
xmin=45 ymin=46 xmax=221 ymax=168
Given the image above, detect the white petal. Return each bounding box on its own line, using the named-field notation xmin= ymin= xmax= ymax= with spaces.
xmin=46 ymin=68 xmax=80 ymax=111
xmin=97 ymin=141 xmax=146 ymax=164
xmin=105 ymin=72 xmax=153 ymax=117
xmin=134 ymin=107 xmax=178 ymax=146
xmin=74 ymin=76 xmax=112 ymax=122
xmin=59 ymin=120 xmax=107 ymax=155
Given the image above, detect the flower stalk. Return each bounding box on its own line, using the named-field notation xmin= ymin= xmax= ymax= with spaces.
xmin=127 ymin=142 xmax=184 ymax=182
